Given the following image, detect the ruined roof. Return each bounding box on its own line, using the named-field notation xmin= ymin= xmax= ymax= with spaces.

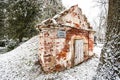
xmin=36 ymin=5 xmax=93 ymax=31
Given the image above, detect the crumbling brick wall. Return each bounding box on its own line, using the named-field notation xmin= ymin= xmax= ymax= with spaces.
xmin=38 ymin=27 xmax=94 ymax=73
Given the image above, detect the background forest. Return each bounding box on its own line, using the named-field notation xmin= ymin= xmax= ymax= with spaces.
xmin=0 ymin=0 xmax=64 ymax=51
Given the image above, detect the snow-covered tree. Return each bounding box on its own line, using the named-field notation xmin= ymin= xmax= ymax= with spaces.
xmin=38 ymin=0 xmax=64 ymax=21
xmin=0 ymin=0 xmax=7 ymax=40
xmin=94 ymin=0 xmax=120 ymax=79
xmin=6 ymin=0 xmax=64 ymax=42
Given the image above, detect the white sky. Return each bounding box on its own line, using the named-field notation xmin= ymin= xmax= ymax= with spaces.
xmin=62 ymin=0 xmax=100 ymax=28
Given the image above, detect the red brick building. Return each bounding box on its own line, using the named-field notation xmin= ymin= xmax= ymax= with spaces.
xmin=36 ymin=5 xmax=95 ymax=73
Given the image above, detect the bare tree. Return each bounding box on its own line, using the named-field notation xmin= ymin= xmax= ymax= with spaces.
xmin=93 ymin=0 xmax=108 ymax=43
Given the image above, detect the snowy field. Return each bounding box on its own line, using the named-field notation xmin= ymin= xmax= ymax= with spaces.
xmin=0 ymin=36 xmax=103 ymax=80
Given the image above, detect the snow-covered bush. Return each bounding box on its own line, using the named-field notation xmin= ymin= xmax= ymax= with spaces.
xmin=7 ymin=40 xmax=18 ymax=51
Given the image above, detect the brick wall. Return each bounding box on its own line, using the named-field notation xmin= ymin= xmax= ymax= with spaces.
xmin=38 ymin=27 xmax=94 ymax=73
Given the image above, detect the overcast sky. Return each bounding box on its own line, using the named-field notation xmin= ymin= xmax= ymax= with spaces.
xmin=61 ymin=0 xmax=100 ymax=28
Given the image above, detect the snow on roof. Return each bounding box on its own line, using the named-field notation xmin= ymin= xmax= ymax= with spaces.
xmin=35 ymin=4 xmax=93 ymax=31
xmin=36 ymin=5 xmax=77 ymax=27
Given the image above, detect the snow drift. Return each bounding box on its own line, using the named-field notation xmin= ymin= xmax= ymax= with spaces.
xmin=0 ymin=36 xmax=103 ymax=80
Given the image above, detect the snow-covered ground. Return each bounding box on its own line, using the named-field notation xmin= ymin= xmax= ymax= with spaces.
xmin=0 ymin=36 xmax=103 ymax=80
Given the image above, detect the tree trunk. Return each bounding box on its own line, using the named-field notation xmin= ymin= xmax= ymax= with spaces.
xmin=18 ymin=35 xmax=23 ymax=43
xmin=94 ymin=0 xmax=120 ymax=80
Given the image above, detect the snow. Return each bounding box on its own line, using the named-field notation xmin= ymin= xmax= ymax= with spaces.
xmin=0 ymin=36 xmax=103 ymax=80
xmin=0 ymin=47 xmax=6 ymax=49
xmin=0 ymin=47 xmax=7 ymax=54
xmin=93 ymin=44 xmax=104 ymax=58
